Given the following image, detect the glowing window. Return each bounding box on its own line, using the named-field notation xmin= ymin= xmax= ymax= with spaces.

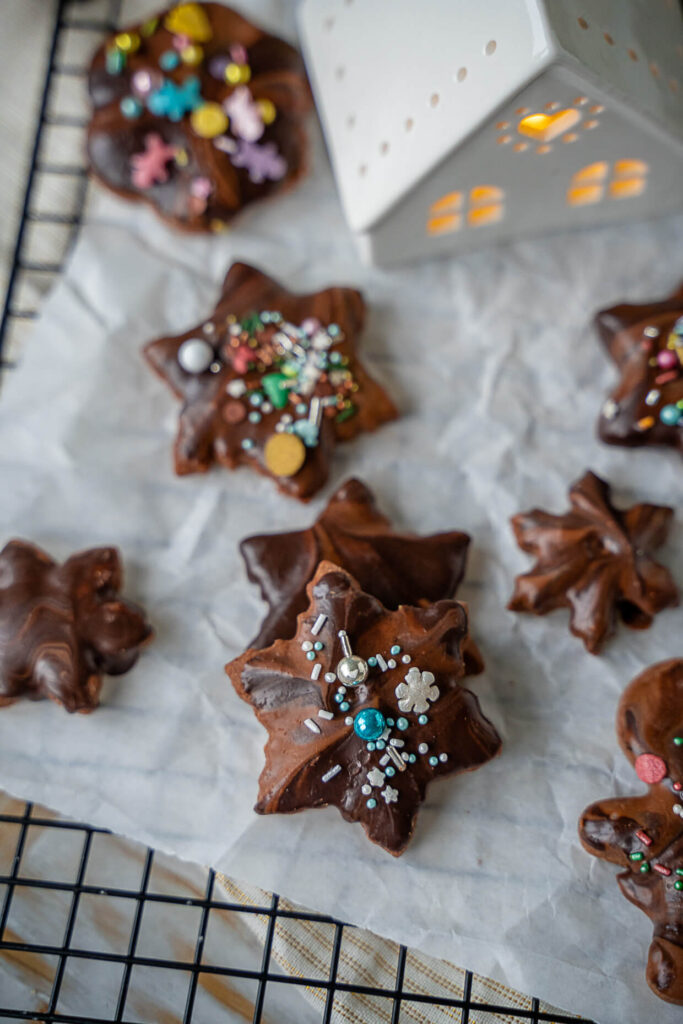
xmin=572 ymin=162 xmax=609 ymax=184
xmin=427 ymin=186 xmax=504 ymax=235
xmin=567 ymin=161 xmax=649 ymax=207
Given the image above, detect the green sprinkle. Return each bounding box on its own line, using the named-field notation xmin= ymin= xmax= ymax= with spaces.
xmin=335 ymin=404 xmax=357 ymax=424
xmin=639 ymin=863 xmax=650 ymax=873
xmin=261 ymin=373 xmax=290 ymax=409
xmin=674 ymin=737 xmax=683 ymax=746
xmin=241 ymin=313 xmax=262 ymax=335
xmin=676 ymin=868 xmax=683 ymax=877
xmin=675 ymin=880 xmax=683 ymax=891
xmin=629 ymin=852 xmax=644 ymax=861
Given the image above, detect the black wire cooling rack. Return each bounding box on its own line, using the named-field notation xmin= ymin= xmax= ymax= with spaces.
xmin=0 ymin=3 xmax=597 ymax=1021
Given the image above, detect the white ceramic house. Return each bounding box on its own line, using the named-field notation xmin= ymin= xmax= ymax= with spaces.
xmin=298 ymin=0 xmax=683 ymax=266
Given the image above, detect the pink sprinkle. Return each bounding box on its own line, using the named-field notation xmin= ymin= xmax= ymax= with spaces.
xmin=674 ymin=781 xmax=682 ymax=791
xmin=130 ymin=134 xmax=177 ymax=190
xmin=657 ymin=349 xmax=678 ymax=370
xmin=653 ymin=863 xmax=671 ymax=876
xmin=230 ymin=43 xmax=248 ymax=64
xmin=635 ymin=753 xmax=668 ymax=785
xmin=173 ymin=33 xmax=191 ymax=50
xmin=190 ymin=176 xmax=212 ymax=199
xmin=635 ymin=829 xmax=652 ymax=846
xmin=232 ymin=345 xmax=252 ymax=374
xmin=655 ymin=370 xmax=679 ymax=386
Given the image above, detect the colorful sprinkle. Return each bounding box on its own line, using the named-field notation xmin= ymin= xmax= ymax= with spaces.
xmin=635 ymin=753 xmax=668 ymax=784
xmin=366 ymin=798 xmax=377 ymax=809
xmin=322 ymin=764 xmax=341 ymax=782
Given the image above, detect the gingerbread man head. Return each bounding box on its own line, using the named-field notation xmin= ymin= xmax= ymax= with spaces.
xmin=579 ymin=659 xmax=683 ymax=1005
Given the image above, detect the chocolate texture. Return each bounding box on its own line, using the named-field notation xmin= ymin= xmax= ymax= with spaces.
xmin=145 ymin=263 xmax=398 ymax=500
xmin=596 ymin=282 xmax=683 ymax=455
xmin=241 ymin=477 xmax=482 ymax=674
xmin=508 ymin=470 xmax=677 ymax=654
xmin=87 ymin=2 xmax=312 ymax=232
xmin=579 ymin=659 xmax=683 ymax=1005
xmin=226 ymin=561 xmax=501 ymax=856
xmin=0 ymin=540 xmax=152 ymax=712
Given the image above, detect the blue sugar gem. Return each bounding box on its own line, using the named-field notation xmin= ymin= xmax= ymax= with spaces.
xmin=366 ymin=798 xmax=377 ymax=809
xmin=396 ymin=717 xmax=409 ymax=731
xmin=159 ymin=50 xmax=180 ymax=70
xmin=376 ymin=740 xmax=385 ymax=750
xmin=429 ymin=756 xmax=438 ymax=767
xmin=314 ymin=641 xmax=324 ymax=651
xmin=390 ymin=645 xmax=401 ymax=656
xmin=386 ymin=717 xmax=395 ymax=727
xmin=340 ymin=701 xmax=350 ymax=712
xmin=418 ymin=714 xmax=428 ymax=726
xmin=306 ymin=651 xmax=316 ymax=661
xmin=120 ymin=96 xmax=142 ymax=118
xmin=385 ymin=766 xmax=395 ymax=777
xmin=368 ymin=657 xmax=377 ymax=667
xmin=353 ymin=708 xmax=386 ymax=742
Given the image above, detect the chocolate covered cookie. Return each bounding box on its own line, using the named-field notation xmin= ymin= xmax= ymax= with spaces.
xmin=508 ymin=470 xmax=677 ymax=654
xmin=596 ymin=282 xmax=683 ymax=455
xmin=0 ymin=540 xmax=152 ymax=712
xmin=87 ymin=2 xmax=312 ymax=232
xmin=226 ymin=561 xmax=501 ymax=856
xmin=241 ymin=477 xmax=474 ymax=646
xmin=579 ymin=659 xmax=683 ymax=1005
xmin=145 ymin=263 xmax=398 ymax=499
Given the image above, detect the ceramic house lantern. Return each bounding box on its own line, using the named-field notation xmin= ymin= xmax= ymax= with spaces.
xmin=298 ymin=0 xmax=683 ymax=266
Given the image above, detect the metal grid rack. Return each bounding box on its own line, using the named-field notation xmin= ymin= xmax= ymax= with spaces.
xmin=0 ymin=3 xmax=596 ymax=1021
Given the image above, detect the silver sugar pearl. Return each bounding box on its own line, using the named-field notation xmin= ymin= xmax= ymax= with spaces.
xmin=336 ymin=655 xmax=368 ymax=686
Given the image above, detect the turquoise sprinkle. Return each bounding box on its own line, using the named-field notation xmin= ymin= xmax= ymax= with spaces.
xmin=366 ymin=742 xmax=376 ymax=751
xmin=396 ymin=717 xmax=409 ymax=731
xmin=385 ymin=766 xmax=395 ymax=777
xmin=106 ymin=48 xmax=126 ymax=74
xmin=306 ymin=651 xmax=316 ymax=661
xmin=334 ymin=693 xmax=343 ymax=703
xmin=340 ymin=701 xmax=350 ymax=711
xmin=390 ymin=645 xmax=401 ymax=656
xmin=409 ymin=754 xmax=416 ymax=763
xmin=660 ymin=404 xmax=682 ymax=426
xmin=328 ymin=324 xmax=340 ymax=337
xmin=241 ymin=438 xmax=255 ymax=451
xmin=418 ymin=714 xmax=428 ymax=725
xmin=296 ymin=402 xmax=307 ymax=415
xmin=329 ymin=351 xmax=342 ymax=364
xmin=429 ymin=756 xmax=438 ymax=767
xmin=376 ymin=740 xmax=385 ymax=750
xmin=159 ymin=50 xmax=180 ymax=70
xmin=368 ymin=657 xmax=377 ymax=667
xmin=249 ymin=392 xmax=263 ymax=406
xmin=248 ymin=411 xmax=262 ymax=424
xmin=120 ymin=96 xmax=142 ymax=118
xmin=386 ymin=717 xmax=395 ymax=727
xmin=314 ymin=641 xmax=324 ymax=651
xmin=366 ymin=798 xmax=377 ymax=809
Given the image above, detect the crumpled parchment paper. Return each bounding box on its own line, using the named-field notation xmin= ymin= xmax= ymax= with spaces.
xmin=1 ymin=3 xmax=682 ymax=1020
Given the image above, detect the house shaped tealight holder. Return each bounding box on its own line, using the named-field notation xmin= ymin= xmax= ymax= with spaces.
xmin=298 ymin=0 xmax=683 ymax=266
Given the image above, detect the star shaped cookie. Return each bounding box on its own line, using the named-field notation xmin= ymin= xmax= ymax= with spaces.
xmin=0 ymin=540 xmax=152 ymax=712
xmin=508 ymin=470 xmax=678 ymax=654
xmin=87 ymin=2 xmax=312 ymax=232
xmin=144 ymin=263 xmax=398 ymax=500
xmin=596 ymin=281 xmax=683 ymax=455
xmin=241 ymin=478 xmax=477 ymax=651
xmin=579 ymin=659 xmax=683 ymax=1005
xmin=226 ymin=561 xmax=501 ymax=856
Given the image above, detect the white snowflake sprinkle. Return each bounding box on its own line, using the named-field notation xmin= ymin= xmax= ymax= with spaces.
xmin=382 ymin=786 xmax=398 ymax=804
xmin=367 ymin=767 xmax=385 ymax=788
xmin=395 ymin=667 xmax=440 ymax=714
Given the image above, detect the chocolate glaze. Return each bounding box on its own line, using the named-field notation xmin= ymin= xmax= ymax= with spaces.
xmin=226 ymin=561 xmax=501 ymax=856
xmin=145 ymin=263 xmax=398 ymax=500
xmin=87 ymin=2 xmax=312 ymax=232
xmin=596 ymin=282 xmax=683 ymax=455
xmin=579 ymin=659 xmax=683 ymax=1005
xmin=508 ymin=470 xmax=677 ymax=654
xmin=241 ymin=477 xmax=483 ymax=673
xmin=0 ymin=540 xmax=152 ymax=713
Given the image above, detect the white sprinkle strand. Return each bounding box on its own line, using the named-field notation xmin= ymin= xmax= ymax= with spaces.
xmin=318 ymin=709 xmax=334 ymax=720
xmin=376 ymin=654 xmax=388 ymax=672
xmin=379 ymin=754 xmax=390 ymax=766
xmin=322 ymin=765 xmax=342 ymax=783
xmin=304 ymin=718 xmax=321 ymax=734
xmin=311 ymin=663 xmax=322 ymax=681
xmin=325 ymin=672 xmax=336 ymax=683
xmin=390 ymin=738 xmax=404 ymax=748
xmin=311 ymin=614 xmax=327 ymax=636
xmin=387 ymin=747 xmax=407 ymax=771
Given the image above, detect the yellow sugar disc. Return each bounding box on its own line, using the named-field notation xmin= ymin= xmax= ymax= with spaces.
xmin=264 ymin=433 xmax=306 ymax=478
xmin=258 ymin=99 xmax=277 ymax=125
xmin=181 ymin=44 xmax=204 ymax=66
xmin=164 ymin=3 xmax=213 ymax=42
xmin=191 ymin=102 xmax=228 ymax=139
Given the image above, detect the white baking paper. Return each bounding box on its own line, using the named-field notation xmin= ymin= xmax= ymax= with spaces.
xmin=1 ymin=4 xmax=683 ymax=1020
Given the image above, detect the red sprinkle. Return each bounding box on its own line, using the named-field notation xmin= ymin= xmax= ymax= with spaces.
xmin=674 ymin=782 xmax=683 ymax=792
xmin=635 ymin=829 xmax=653 ymax=846
xmin=654 ymin=370 xmax=679 ymax=385
xmin=635 ymin=753 xmax=668 ymax=784
xmin=653 ymin=864 xmax=671 ymax=876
